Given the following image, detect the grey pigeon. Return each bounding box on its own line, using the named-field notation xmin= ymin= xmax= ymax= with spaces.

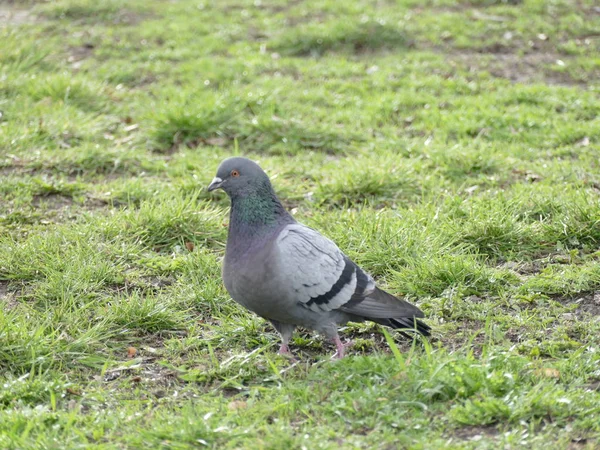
xmin=208 ymin=157 xmax=430 ymax=358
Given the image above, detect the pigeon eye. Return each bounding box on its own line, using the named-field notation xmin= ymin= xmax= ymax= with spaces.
xmin=231 ymin=169 xmax=240 ymax=177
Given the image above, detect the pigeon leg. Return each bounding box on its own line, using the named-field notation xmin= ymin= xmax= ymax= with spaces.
xmin=333 ymin=334 xmax=346 ymax=359
xmin=278 ymin=338 xmax=297 ymax=360
xmin=279 ymin=343 xmax=291 ymax=355
xmin=269 ymin=320 xmax=296 ymax=357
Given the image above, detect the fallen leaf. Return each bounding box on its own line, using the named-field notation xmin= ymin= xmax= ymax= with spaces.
xmin=303 ymin=191 xmax=315 ymax=202
xmin=366 ymin=65 xmax=379 ymax=74
xmin=535 ymin=368 xmax=560 ymax=378
xmin=127 ymin=347 xmax=137 ymax=358
xmin=204 ymin=137 xmax=228 ymax=146
xmin=577 ymin=136 xmax=590 ymax=147
xmin=472 ymin=10 xmax=508 ymax=22
xmin=123 ymin=124 xmax=139 ymax=132
xmin=227 ymin=400 xmax=247 ymax=411
xmin=441 ymin=31 xmax=452 ymax=40
xmin=115 ymin=135 xmax=135 ymax=145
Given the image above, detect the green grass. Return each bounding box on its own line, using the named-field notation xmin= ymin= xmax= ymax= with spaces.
xmin=1 ymin=0 xmax=599 ymax=447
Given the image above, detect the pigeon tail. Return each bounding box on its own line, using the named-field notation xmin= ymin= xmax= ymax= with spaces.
xmin=389 ymin=317 xmax=431 ymax=336
xmin=372 ymin=316 xmax=431 ymax=338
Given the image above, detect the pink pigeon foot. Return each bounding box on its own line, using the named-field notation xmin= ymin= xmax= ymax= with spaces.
xmin=333 ymin=336 xmax=346 ymax=359
xmin=279 ymin=343 xmax=290 ymax=354
xmin=332 ymin=337 xmax=355 ymax=359
xmin=278 ymin=344 xmax=297 ymax=360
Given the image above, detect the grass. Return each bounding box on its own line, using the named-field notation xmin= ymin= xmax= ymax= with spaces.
xmin=1 ymin=0 xmax=599 ymax=447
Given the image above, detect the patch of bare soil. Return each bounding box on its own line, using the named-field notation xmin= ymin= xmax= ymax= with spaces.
xmin=32 ymin=193 xmax=75 ymax=210
xmin=220 ymin=0 xmax=305 ymax=15
xmin=31 ymin=194 xmax=101 ymax=220
xmin=413 ymin=0 xmax=523 ymax=14
xmin=410 ymin=1 xmax=597 ymax=86
xmin=107 ymin=10 xmax=144 ymax=26
xmin=446 ymin=50 xmax=588 ymax=87
xmin=104 ymin=276 xmax=174 ymax=296
xmin=103 ymin=360 xmax=180 ymax=391
xmin=450 ymin=424 xmax=499 ymax=442
xmin=567 ymin=292 xmax=600 ymax=317
xmin=0 ymin=280 xmax=19 ymax=310
xmin=442 ymin=318 xmax=486 ymax=354
xmin=567 ymin=437 xmax=597 ymax=449
xmin=0 ymin=6 xmax=36 ymax=26
xmin=68 ymin=42 xmax=96 ymax=67
xmin=0 ymin=166 xmax=19 ymax=178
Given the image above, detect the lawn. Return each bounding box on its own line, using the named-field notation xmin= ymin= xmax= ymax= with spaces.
xmin=1 ymin=0 xmax=599 ymax=448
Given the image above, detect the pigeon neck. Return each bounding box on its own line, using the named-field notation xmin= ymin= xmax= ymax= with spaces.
xmin=228 ymin=187 xmax=292 ymax=247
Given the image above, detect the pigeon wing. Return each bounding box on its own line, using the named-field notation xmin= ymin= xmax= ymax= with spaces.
xmin=275 ymin=224 xmax=370 ymax=313
xmin=275 ymin=223 xmax=428 ymax=335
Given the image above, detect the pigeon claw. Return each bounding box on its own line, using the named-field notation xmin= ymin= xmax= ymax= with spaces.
xmin=333 ymin=335 xmax=349 ymax=359
xmin=278 ymin=344 xmax=297 ymax=361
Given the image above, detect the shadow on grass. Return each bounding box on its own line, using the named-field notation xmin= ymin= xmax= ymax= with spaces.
xmin=38 ymin=0 xmax=149 ymax=25
xmin=315 ymin=171 xmax=423 ymax=208
xmin=152 ymin=103 xmax=353 ymax=155
xmin=273 ymin=21 xmax=413 ymax=57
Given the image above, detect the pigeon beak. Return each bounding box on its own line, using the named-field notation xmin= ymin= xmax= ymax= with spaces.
xmin=207 ymin=176 xmax=224 ymax=192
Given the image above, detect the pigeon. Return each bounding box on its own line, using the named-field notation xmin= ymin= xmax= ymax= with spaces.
xmin=208 ymin=157 xmax=430 ymax=358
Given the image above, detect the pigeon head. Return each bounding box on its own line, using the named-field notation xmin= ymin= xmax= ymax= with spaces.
xmin=209 ymin=157 xmax=293 ymax=235
xmin=208 ymin=157 xmax=272 ymax=198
